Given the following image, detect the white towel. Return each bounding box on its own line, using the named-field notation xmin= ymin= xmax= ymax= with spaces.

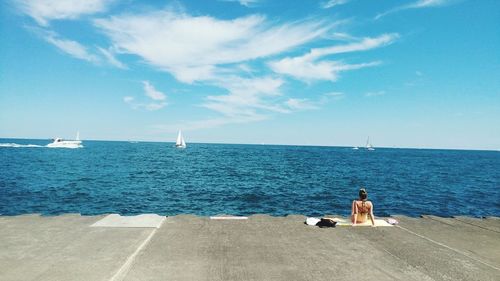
xmin=305 ymin=217 xmax=321 ymax=226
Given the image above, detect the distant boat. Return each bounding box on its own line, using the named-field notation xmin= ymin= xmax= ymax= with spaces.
xmin=365 ymin=136 xmax=375 ymax=151
xmin=352 ymin=146 xmax=359 ymax=150
xmin=175 ymin=130 xmax=186 ymax=148
xmin=47 ymin=131 xmax=83 ymax=148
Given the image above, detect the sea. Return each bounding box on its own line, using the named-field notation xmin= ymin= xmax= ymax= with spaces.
xmin=1 ymin=138 xmax=499 ymax=218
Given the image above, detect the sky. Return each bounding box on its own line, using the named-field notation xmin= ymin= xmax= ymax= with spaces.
xmin=0 ymin=0 xmax=499 ymax=150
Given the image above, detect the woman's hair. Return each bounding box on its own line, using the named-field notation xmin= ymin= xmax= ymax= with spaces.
xmin=359 ymin=188 xmax=368 ymax=200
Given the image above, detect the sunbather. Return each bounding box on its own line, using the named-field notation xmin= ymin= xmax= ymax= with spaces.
xmin=351 ymin=188 xmax=375 ymax=227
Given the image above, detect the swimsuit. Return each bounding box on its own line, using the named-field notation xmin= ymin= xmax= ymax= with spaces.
xmin=354 ymin=200 xmax=370 ymax=223
xmin=357 ymin=200 xmax=369 ymax=214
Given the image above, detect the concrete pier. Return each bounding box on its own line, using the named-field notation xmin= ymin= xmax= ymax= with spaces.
xmin=0 ymin=214 xmax=499 ymax=281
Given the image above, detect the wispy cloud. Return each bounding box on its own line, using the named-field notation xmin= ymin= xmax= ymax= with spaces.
xmin=93 ymin=8 xmax=342 ymax=126
xmin=173 ymin=76 xmax=335 ymax=131
xmin=149 ymin=114 xmax=268 ymax=134
xmin=143 ymin=81 xmax=166 ymax=101
xmin=364 ymin=91 xmax=386 ymax=97
xmin=299 ymin=33 xmax=398 ymax=59
xmin=94 ymin=10 xmax=330 ymax=83
xmin=43 ymin=31 xmax=99 ymax=63
xmin=409 ymin=0 xmax=450 ymax=8
xmin=14 ymin=2 xmax=402 ymax=131
xmin=285 ymin=98 xmax=319 ymax=110
xmin=203 ymin=76 xmax=287 ymax=118
xmin=16 ymin=0 xmax=114 ymax=26
xmin=97 ymin=47 xmax=127 ymax=69
xmin=323 ymin=92 xmax=345 ymax=100
xmin=16 ymin=1 xmax=123 ymax=68
xmin=123 ymin=96 xmax=134 ymax=103
xmin=36 ymin=29 xmax=128 ymax=67
xmin=268 ymin=33 xmax=398 ymax=82
xmin=220 ymin=0 xmax=260 ymax=7
xmin=322 ymin=0 xmax=351 ymax=9
xmin=150 ymin=92 xmax=337 ymax=133
xmin=124 ymin=81 xmax=167 ymax=111
xmin=269 ymin=59 xmax=380 ymax=82
xmin=376 ymin=0 xmax=452 ymax=20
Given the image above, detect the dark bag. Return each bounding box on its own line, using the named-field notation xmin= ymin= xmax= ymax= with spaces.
xmin=316 ymin=218 xmax=337 ymax=228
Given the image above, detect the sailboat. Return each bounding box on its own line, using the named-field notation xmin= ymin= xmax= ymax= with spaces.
xmin=175 ymin=130 xmax=186 ymax=148
xmin=365 ymin=136 xmax=375 ymax=151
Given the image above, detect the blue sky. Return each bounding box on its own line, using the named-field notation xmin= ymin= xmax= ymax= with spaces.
xmin=0 ymin=0 xmax=499 ymax=149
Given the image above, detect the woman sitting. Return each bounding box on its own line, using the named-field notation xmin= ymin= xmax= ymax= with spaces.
xmin=351 ymin=188 xmax=375 ymax=227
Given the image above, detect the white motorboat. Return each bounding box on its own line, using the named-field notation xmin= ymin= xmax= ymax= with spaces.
xmin=175 ymin=130 xmax=186 ymax=148
xmin=47 ymin=131 xmax=83 ymax=148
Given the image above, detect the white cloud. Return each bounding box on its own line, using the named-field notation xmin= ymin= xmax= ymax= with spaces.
xmin=323 ymin=92 xmax=345 ymax=100
xmin=269 ymin=59 xmax=380 ymax=82
xmin=94 ymin=10 xmax=330 ymax=83
xmin=143 ymin=81 xmax=166 ymax=101
xmin=38 ymin=30 xmax=129 ymax=67
xmin=149 ymin=114 xmax=268 ymax=134
xmin=97 ymin=47 xmax=127 ymax=69
xmin=376 ymin=0 xmax=451 ymax=20
xmin=220 ymin=0 xmax=260 ymax=7
xmin=15 ymin=2 xmax=402 ymax=130
xmin=124 ymin=81 xmax=167 ymax=111
xmin=151 ymin=85 xmax=342 ymax=132
xmin=302 ymin=33 xmax=398 ymax=59
xmin=197 ymin=75 xmax=344 ymax=129
xmin=322 ymin=0 xmax=351 ymax=9
xmin=43 ymin=32 xmax=99 ymax=63
xmin=268 ymin=34 xmax=397 ymax=82
xmin=410 ymin=0 xmax=449 ymax=8
xmin=203 ymin=76 xmax=287 ymax=118
xmin=328 ymin=32 xmax=359 ymax=41
xmin=365 ymin=91 xmax=386 ymax=97
xmin=16 ymin=0 xmax=114 ymax=26
xmin=285 ymin=98 xmax=319 ymax=110
xmin=94 ymin=8 xmax=337 ymax=127
xmin=293 ymin=92 xmax=346 ymax=109
xmin=144 ymin=102 xmax=167 ymax=111
xmin=123 ymin=96 xmax=134 ymax=103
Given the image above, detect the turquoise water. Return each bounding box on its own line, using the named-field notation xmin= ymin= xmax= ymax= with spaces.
xmin=1 ymin=138 xmax=499 ymax=217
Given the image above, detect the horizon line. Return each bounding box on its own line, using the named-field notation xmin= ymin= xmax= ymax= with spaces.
xmin=0 ymin=136 xmax=498 ymax=152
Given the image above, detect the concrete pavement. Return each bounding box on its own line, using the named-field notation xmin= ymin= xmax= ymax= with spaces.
xmin=0 ymin=214 xmax=499 ymax=281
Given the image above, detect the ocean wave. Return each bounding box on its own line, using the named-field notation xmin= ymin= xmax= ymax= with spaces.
xmin=0 ymin=143 xmax=44 ymax=148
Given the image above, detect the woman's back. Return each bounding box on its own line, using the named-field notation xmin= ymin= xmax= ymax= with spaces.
xmin=351 ymin=188 xmax=375 ymax=226
xmin=353 ymin=200 xmax=372 ymax=223
xmin=355 ymin=200 xmax=372 ymax=214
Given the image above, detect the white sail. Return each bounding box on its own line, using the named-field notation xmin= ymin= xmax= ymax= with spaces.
xmin=76 ymin=131 xmax=80 ymax=141
xmin=175 ymin=130 xmax=186 ymax=148
xmin=176 ymin=131 xmax=182 ymax=145
xmin=181 ymin=135 xmax=186 ymax=147
xmin=366 ymin=136 xmax=374 ymax=150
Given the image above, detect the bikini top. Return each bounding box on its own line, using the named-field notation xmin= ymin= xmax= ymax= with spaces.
xmin=356 ymin=200 xmax=370 ymax=214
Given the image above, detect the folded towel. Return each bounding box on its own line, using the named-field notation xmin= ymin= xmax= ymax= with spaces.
xmin=305 ymin=217 xmax=321 ymax=226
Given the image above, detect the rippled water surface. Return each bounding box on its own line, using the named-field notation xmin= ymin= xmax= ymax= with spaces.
xmin=1 ymin=139 xmax=499 ymax=217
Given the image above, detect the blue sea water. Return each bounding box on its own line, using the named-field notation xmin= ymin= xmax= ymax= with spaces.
xmin=1 ymin=138 xmax=499 ymax=217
